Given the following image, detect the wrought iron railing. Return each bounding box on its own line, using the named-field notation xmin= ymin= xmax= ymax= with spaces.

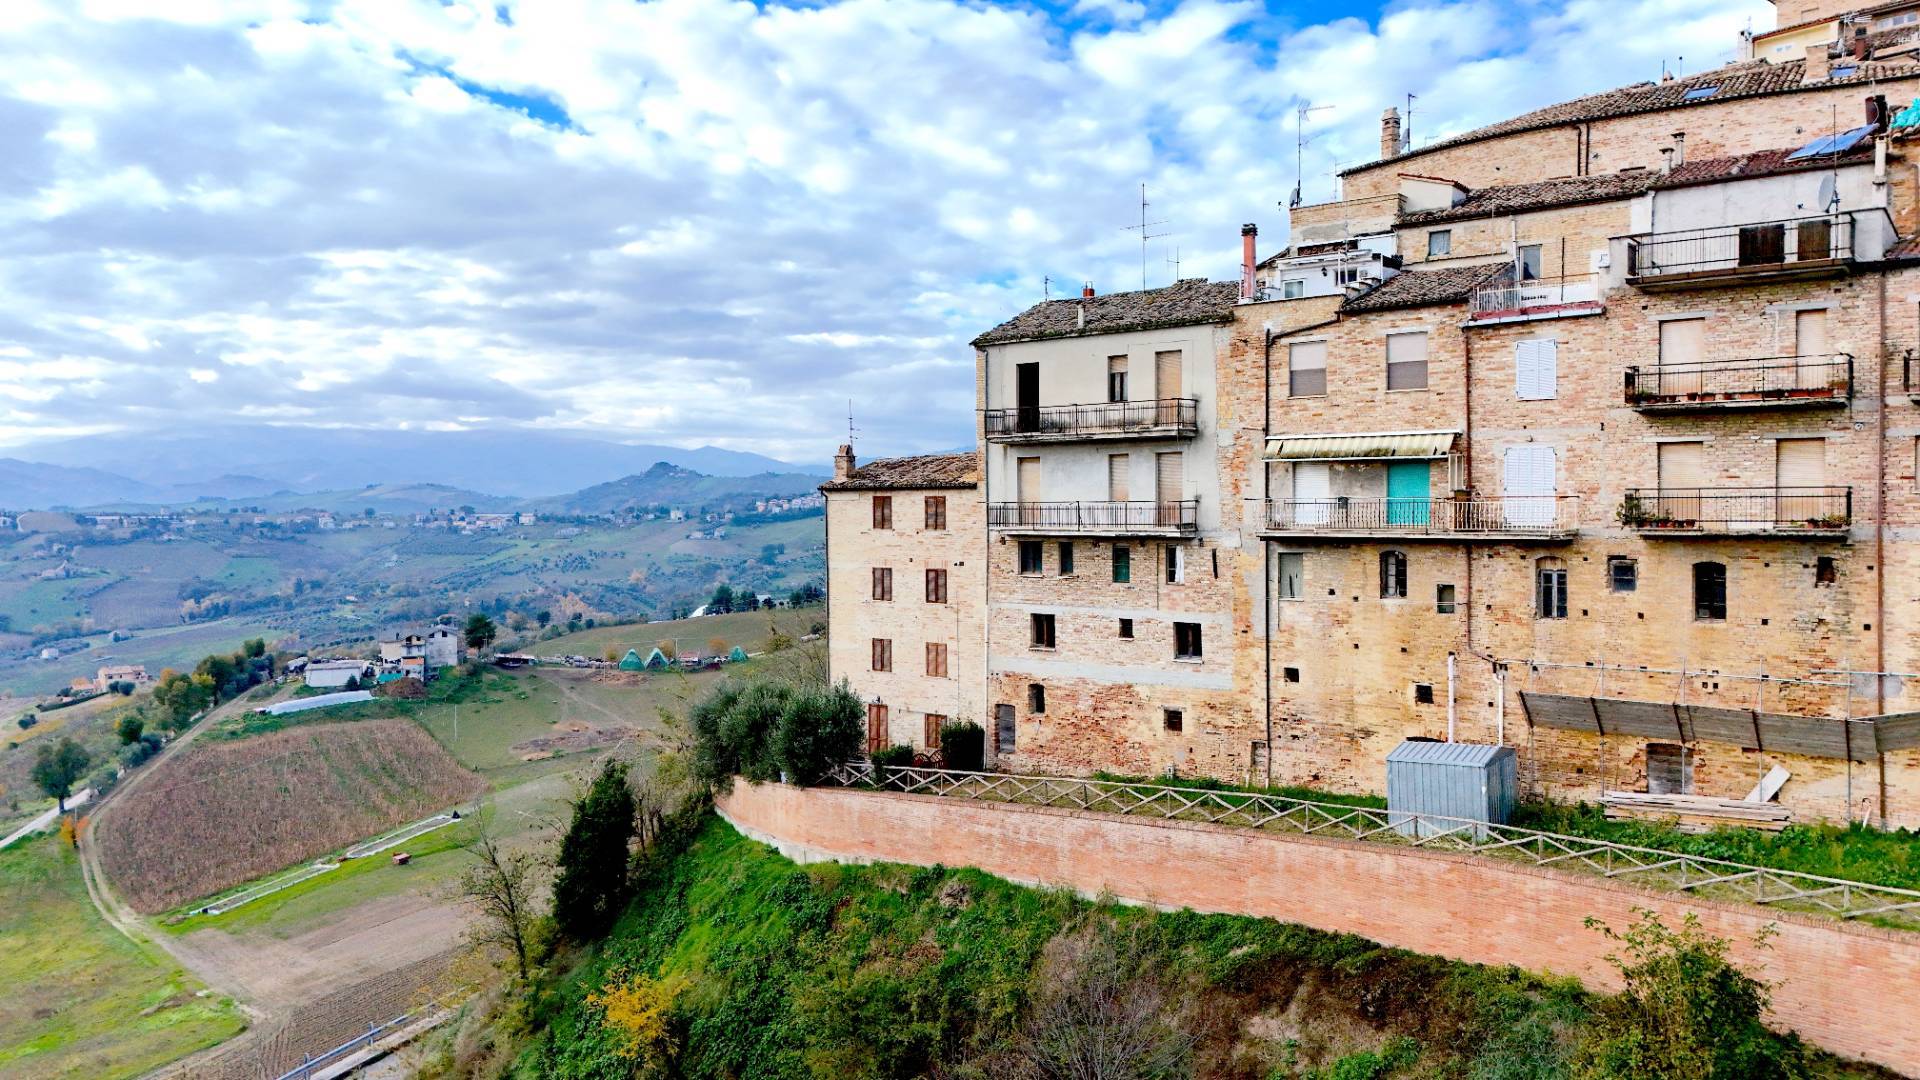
xmin=1469 ymin=273 xmax=1600 ymax=318
xmin=823 ymin=762 xmax=1920 ymax=929
xmin=1619 ymin=487 xmax=1852 ymax=531
xmin=985 ymin=398 xmax=1198 ymax=440
xmin=1624 ymin=214 xmax=1854 ymax=280
xmin=988 ymin=500 xmax=1198 ymax=532
xmin=1263 ymin=496 xmax=1578 ymax=537
xmin=1625 ymin=353 xmax=1852 ymax=407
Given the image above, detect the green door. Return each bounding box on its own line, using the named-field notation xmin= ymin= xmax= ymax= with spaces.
xmin=1385 ymin=461 xmax=1431 ymax=526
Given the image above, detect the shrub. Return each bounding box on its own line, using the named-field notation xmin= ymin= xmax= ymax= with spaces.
xmin=117 ymin=733 xmax=163 ymax=769
xmin=941 ymin=721 xmax=986 ymax=772
xmin=690 ymin=678 xmax=863 ymax=789
xmin=870 ymin=744 xmax=914 ymax=770
xmin=16 ymin=714 xmax=36 ymax=730
xmin=552 ymin=759 xmax=637 ymax=941
xmin=770 ymin=681 xmax=863 ymax=784
xmin=116 ymin=713 xmax=145 ymax=744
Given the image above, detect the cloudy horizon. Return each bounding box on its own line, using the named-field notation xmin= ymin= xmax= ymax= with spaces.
xmin=0 ymin=0 xmax=1767 ymax=464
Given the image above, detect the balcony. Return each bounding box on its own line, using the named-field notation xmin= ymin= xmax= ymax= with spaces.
xmin=1622 ymin=214 xmax=1856 ymax=290
xmin=1261 ymin=496 xmax=1578 ymax=541
xmin=1468 ymin=273 xmax=1602 ymax=323
xmin=987 ymin=500 xmax=1197 ymax=536
xmin=1618 ymin=488 xmax=1852 ymax=537
xmin=983 ymin=399 xmax=1198 ymax=444
xmin=1624 ymin=354 xmax=1851 ymax=413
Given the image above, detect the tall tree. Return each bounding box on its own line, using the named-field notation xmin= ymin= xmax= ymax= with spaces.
xmin=463 ymin=613 xmax=498 ymax=654
xmin=457 ymin=823 xmax=542 ymax=982
xmin=551 ymin=759 xmax=636 ymax=940
xmin=31 ymin=738 xmax=91 ymax=811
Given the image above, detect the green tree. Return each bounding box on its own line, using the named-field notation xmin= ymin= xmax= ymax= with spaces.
xmin=243 ymin=637 xmax=267 ymax=659
xmin=552 ymin=759 xmax=636 ymax=941
xmin=464 ymin=613 xmax=498 ymax=654
xmin=31 ymin=738 xmax=91 ymax=810
xmin=536 ymin=609 xmax=552 ymax=628
xmin=115 ymin=713 xmax=145 ymax=744
xmin=709 ymin=583 xmax=735 ymax=614
xmin=772 ymin=681 xmax=864 ymax=784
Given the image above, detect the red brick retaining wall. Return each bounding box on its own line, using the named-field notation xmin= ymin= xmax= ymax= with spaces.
xmin=718 ymin=780 xmax=1920 ymax=1075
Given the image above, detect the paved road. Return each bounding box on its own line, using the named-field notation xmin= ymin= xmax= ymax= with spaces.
xmin=0 ymin=787 xmax=94 ymax=850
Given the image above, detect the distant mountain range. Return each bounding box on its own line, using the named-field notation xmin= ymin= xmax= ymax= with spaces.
xmin=0 ymin=427 xmax=830 ymax=510
xmin=527 ymin=462 xmax=821 ymax=514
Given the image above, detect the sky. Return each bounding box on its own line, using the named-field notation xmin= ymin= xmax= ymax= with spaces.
xmin=0 ymin=0 xmax=1771 ymax=463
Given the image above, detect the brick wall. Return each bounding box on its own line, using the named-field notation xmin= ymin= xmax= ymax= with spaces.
xmin=719 ymin=781 xmax=1920 ymax=1076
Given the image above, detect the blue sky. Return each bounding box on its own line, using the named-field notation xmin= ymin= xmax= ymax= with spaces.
xmin=0 ymin=0 xmax=1769 ymax=462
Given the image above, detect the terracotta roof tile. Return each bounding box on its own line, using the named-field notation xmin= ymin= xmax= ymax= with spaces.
xmin=971 ymin=278 xmax=1238 ymax=347
xmin=1338 ymin=264 xmax=1506 ymax=314
xmin=820 ymin=452 xmax=978 ymax=492
xmin=1398 ymin=172 xmax=1660 ymax=226
xmin=1656 ymin=143 xmax=1874 ymax=187
xmin=1884 ymin=234 xmax=1920 ymax=261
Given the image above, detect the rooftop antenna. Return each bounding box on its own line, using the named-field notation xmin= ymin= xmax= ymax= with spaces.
xmin=846 ymin=400 xmax=859 ymax=447
xmin=1403 ymin=93 xmax=1417 ymax=153
xmin=1121 ymin=182 xmax=1169 ymax=290
xmin=1043 ymin=274 xmax=1051 ymax=303
xmin=1292 ymin=101 xmax=1334 ymax=207
xmin=1165 ymin=244 xmax=1181 ymax=281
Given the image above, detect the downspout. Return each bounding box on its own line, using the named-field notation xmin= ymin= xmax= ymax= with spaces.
xmin=1461 ymin=316 xmax=1498 ymax=748
xmin=1876 ymin=270 xmax=1889 ymax=824
xmin=1263 ymin=324 xmax=1275 ymax=787
xmin=981 ymin=347 xmax=994 ymax=758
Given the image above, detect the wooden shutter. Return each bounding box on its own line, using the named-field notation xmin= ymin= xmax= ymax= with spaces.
xmin=1017 ymin=457 xmax=1041 ymax=503
xmin=867 ymin=704 xmax=889 ymax=754
xmin=1502 ymin=446 xmax=1556 ymax=526
xmin=1515 ymin=338 xmax=1557 ymax=400
xmin=925 ymin=642 xmax=946 ymax=678
xmin=1657 ymin=318 xmax=1706 ymax=396
xmin=1776 ymin=438 xmax=1826 ymax=522
xmin=1107 ymin=454 xmax=1130 ymax=502
xmin=871 ymin=638 xmax=891 ymax=672
xmin=924 ymin=714 xmax=944 ymax=748
xmin=1658 ymin=441 xmax=1706 ymax=523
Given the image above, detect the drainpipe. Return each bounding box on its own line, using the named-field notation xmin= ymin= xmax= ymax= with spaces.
xmin=1876 ymin=267 xmax=1889 ymax=825
xmin=1446 ymin=652 xmax=1457 ymax=742
xmin=1262 ymin=322 xmax=1275 ymax=786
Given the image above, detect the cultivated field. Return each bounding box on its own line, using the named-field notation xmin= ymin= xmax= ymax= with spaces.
xmin=96 ymin=720 xmax=485 ymax=913
xmin=0 ymin=833 xmax=242 ymax=1080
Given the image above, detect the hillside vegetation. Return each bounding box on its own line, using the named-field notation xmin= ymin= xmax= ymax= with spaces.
xmin=95 ymin=719 xmax=485 ymax=912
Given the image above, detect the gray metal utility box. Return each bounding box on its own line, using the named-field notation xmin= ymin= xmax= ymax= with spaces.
xmin=1385 ymin=740 xmax=1517 ymax=839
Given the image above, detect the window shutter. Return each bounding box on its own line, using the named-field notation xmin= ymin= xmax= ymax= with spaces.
xmin=1515 ymin=339 xmax=1557 ymax=400
xmin=1502 ymin=446 xmax=1556 ymax=526
xmin=1155 ymin=452 xmax=1184 ymax=503
xmin=1107 ymin=454 xmax=1130 ymax=502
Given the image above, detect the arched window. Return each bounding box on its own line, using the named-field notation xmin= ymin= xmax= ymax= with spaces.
xmin=1535 ymin=557 xmax=1568 ymax=619
xmin=1379 ymin=550 xmax=1408 ymax=598
xmin=1693 ymin=562 xmax=1727 ymax=621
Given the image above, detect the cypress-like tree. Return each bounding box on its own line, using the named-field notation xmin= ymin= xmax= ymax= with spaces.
xmin=552 ymin=758 xmax=637 ymax=940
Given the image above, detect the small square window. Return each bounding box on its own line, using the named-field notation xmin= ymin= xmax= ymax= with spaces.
xmin=1427 ymin=230 xmax=1452 ymax=257
xmin=1414 ymin=683 xmax=1435 ymax=705
xmin=1608 ymin=557 xmax=1638 ymax=593
xmin=1174 ymin=621 xmax=1202 ymax=660
xmin=1030 ymin=612 xmax=1056 ymax=649
xmin=1815 ymin=556 xmax=1837 ymax=586
xmin=1283 ymin=666 xmax=1301 ymax=683
xmin=1018 ymin=540 xmax=1043 ymax=575
xmin=1435 ymin=583 xmax=1457 ymax=614
xmin=1118 ymin=618 xmax=1134 ymax=639
xmin=1281 ymin=279 xmax=1305 ymax=299
xmin=1163 ymin=708 xmax=1184 ymax=733
xmin=1058 ymin=542 xmax=1075 ymax=576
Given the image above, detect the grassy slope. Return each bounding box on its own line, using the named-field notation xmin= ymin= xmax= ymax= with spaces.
xmin=0 ymin=834 xmax=242 ymax=1080
xmin=534 ymin=606 xmax=819 ymax=659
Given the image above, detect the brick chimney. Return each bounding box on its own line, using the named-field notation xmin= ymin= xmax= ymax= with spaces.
xmin=1082 ymin=282 xmax=1095 ymax=298
xmin=1805 ymin=42 xmax=1831 ymax=82
xmin=1380 ymin=107 xmax=1402 ymax=160
xmin=833 ymin=444 xmax=855 ymax=483
xmin=1240 ymin=223 xmax=1258 ymax=300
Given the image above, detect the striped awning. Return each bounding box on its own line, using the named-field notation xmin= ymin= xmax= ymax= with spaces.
xmin=1265 ymin=431 xmax=1459 ymax=461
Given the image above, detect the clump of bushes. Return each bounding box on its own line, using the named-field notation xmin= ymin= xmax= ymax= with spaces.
xmin=940 ymin=721 xmax=985 ymax=772
xmin=870 ymin=745 xmax=915 ymax=770
xmin=688 ymin=678 xmax=863 ymax=789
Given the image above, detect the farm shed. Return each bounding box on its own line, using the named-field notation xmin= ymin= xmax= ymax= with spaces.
xmin=1385 ymin=740 xmax=1516 ymax=839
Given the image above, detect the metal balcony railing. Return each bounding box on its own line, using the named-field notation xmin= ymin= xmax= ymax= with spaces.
xmin=1625 ymin=353 xmax=1852 ymax=409
xmin=984 ymin=398 xmax=1198 ymax=441
xmin=1619 ymin=487 xmax=1852 ymax=532
xmin=1263 ymin=496 xmax=1578 ymax=538
xmin=1469 ymin=273 xmax=1601 ymax=319
xmin=988 ymin=500 xmax=1197 ymax=533
xmin=1624 ymin=214 xmax=1854 ymax=283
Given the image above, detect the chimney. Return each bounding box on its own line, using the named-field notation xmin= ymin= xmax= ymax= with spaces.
xmin=1868 ymin=93 xmax=1890 ymax=132
xmin=832 ymin=444 xmax=855 ymax=483
xmin=1380 ymin=107 xmax=1402 ymax=160
xmin=1660 ymin=147 xmax=1675 ymax=174
xmin=1805 ymin=42 xmax=1831 ymax=82
xmin=1670 ymin=131 xmax=1686 ymax=167
xmin=1081 ymin=282 xmax=1095 ymax=298
xmin=1240 ymin=223 xmax=1258 ymax=300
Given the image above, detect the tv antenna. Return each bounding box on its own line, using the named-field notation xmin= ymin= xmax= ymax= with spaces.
xmin=1043 ymin=274 xmax=1051 ymax=302
xmin=1403 ymin=93 xmax=1417 ymax=153
xmin=1122 ymin=182 xmax=1168 ymax=290
xmin=846 ymin=400 xmax=859 ymax=446
xmin=1292 ymin=101 xmax=1334 ymax=207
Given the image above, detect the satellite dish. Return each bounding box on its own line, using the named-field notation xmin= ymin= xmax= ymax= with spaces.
xmin=1817 ymin=173 xmax=1838 ymax=213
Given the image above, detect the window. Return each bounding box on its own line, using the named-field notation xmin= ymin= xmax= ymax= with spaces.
xmin=1414 ymin=683 xmax=1435 ymax=705
xmin=1118 ymin=618 xmax=1134 ymax=639
xmin=1288 ymin=341 xmax=1328 ymax=398
xmin=1112 ymin=544 xmax=1131 ymax=583
xmin=1515 ymin=338 xmax=1557 ymax=400
xmin=1174 ymin=621 xmax=1203 ymax=660
xmin=1277 ymin=552 xmax=1304 ymax=600
xmin=1165 ymin=544 xmax=1185 ymax=584
xmin=1018 ymin=540 xmax=1043 ymax=575
xmin=925 ymin=568 xmax=947 ymax=604
xmin=925 ymin=642 xmax=948 ymax=678
xmin=1681 ymin=85 xmax=1720 ymax=101
xmin=1058 ymin=542 xmax=1074 ymax=576
xmin=1816 ymin=556 xmax=1837 ymax=586
xmin=1283 ymin=666 xmax=1301 ymax=683
xmin=1163 ymin=708 xmax=1184 ymax=733
xmin=997 ymin=703 xmax=1017 ymax=750
xmin=1028 ymin=683 xmax=1046 ymax=714
xmin=1427 ymin=230 xmax=1452 ymax=257
xmin=1030 ymin=612 xmax=1056 ymax=649
xmin=924 ymin=714 xmax=945 ymax=748
xmin=1535 ymin=557 xmax=1568 ymax=619
xmin=1107 ymin=355 xmax=1128 ymax=402
xmin=1609 ymin=557 xmax=1638 ymax=593
xmin=924 ymin=496 xmax=946 ymax=530
xmin=1694 ymin=562 xmax=1727 ymax=621
xmin=1517 ymin=244 xmax=1543 ymax=280
xmin=870 ymin=638 xmax=892 ymax=672
xmin=1379 ymin=551 xmax=1408 ymax=598
xmin=1435 ymin=583 xmax=1457 ymax=614
xmin=1647 ymin=743 xmax=1692 ymax=795
xmin=871 ymin=567 xmax=892 ymax=601
xmin=866 ymin=704 xmax=888 ymax=753
xmin=872 ymin=495 xmax=892 ymax=529
xmin=1281 ymin=278 xmax=1305 ymax=299
xmin=1334 ymin=266 xmax=1362 ymax=286
xmin=1385 ymin=331 xmax=1429 ymax=391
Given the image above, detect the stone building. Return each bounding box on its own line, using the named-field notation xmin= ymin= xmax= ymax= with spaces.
xmin=820 ymin=446 xmax=986 ymax=756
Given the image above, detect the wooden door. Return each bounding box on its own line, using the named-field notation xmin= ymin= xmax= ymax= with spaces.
xmin=1794 ymin=309 xmax=1830 ymax=390
xmin=1015 ymin=362 xmax=1039 ymax=432
xmin=1775 ymin=438 xmax=1826 ymax=524
xmin=1385 ymin=461 xmax=1431 ymax=526
xmin=1657 ymin=441 xmax=1706 ymax=523
xmin=994 ymin=703 xmax=1016 ymax=754
xmin=1658 ymin=318 xmax=1706 ymax=397
xmin=866 ymin=704 xmax=889 ymax=754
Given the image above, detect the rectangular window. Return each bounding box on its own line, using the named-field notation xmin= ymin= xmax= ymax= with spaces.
xmin=1154 ymin=350 xmax=1182 ymax=399
xmin=871 ymin=567 xmax=892 ymax=601
xmin=1107 ymin=355 xmax=1128 ymax=402
xmin=1517 ymin=243 xmax=1543 ymax=280
xmin=924 ymin=496 xmax=946 ymax=530
xmin=870 ymin=638 xmax=892 ymax=672
xmin=1816 ymin=556 xmax=1837 ymax=586
xmin=1334 ymin=266 xmax=1361 ymax=286
xmin=1118 ymin=618 xmax=1134 ymax=639
xmin=1535 ymin=565 xmax=1568 ymax=619
xmin=1028 ymin=683 xmax=1046 ymax=714
xmin=1277 ymin=552 xmax=1304 ymax=600
xmin=1163 ymin=708 xmax=1184 ymax=733
xmin=1379 ymin=551 xmax=1408 ymax=598
xmin=1058 ymin=542 xmax=1074 ymax=576
xmin=1694 ymin=562 xmax=1727 ymax=621
xmin=1112 ymin=544 xmax=1131 ymax=583
xmin=997 ymin=703 xmax=1017 ymax=750
xmin=1030 ymin=613 xmax=1056 ymax=649
xmin=1414 ymin=683 xmax=1435 ymax=705
xmin=1609 ymin=557 xmax=1638 ymax=593
xmin=872 ymin=495 xmax=892 ymax=529
xmin=925 ymin=568 xmax=947 ymax=604
xmin=1435 ymin=583 xmax=1457 ymax=613
xmin=1155 ymin=451 xmax=1183 ymax=504
xmin=1647 ymin=743 xmax=1692 ymax=795
xmin=866 ymin=703 xmax=888 ymax=753
xmin=1288 ymin=341 xmax=1328 ymax=398
xmin=1107 ymin=453 xmax=1130 ymax=502
xmin=1018 ymin=540 xmax=1043 ymax=575
xmin=1174 ymin=621 xmax=1203 ymax=660
xmin=1281 ymin=278 xmax=1305 ymax=299
xmin=925 ymin=642 xmax=948 ymax=678
xmin=1427 ymin=230 xmax=1451 ymax=257
xmin=1515 ymin=338 xmax=1557 ymax=400
xmin=924 ymin=714 xmax=945 ymax=748
xmin=1386 ymin=331 xmax=1429 ymax=391
xmin=1165 ymin=544 xmax=1185 ymax=584
xmin=1016 ymin=456 xmax=1041 ymax=501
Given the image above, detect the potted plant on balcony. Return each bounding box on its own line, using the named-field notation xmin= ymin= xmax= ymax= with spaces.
xmin=1800 ymin=513 xmax=1849 ymax=530
xmin=1617 ymin=494 xmax=1692 ymax=530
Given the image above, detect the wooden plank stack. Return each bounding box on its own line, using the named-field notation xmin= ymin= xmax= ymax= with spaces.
xmin=1601 ymin=791 xmax=1794 ymax=833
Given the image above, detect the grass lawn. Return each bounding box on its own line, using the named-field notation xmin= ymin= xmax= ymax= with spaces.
xmin=0 ymin=834 xmax=243 ymax=1080
xmin=534 ymin=606 xmax=821 ymax=660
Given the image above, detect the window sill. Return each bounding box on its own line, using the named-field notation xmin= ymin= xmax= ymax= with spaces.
xmin=1383 ymin=387 xmax=1431 ymax=394
xmin=1029 ymin=645 xmax=1057 ymax=653
xmin=1173 ymin=656 xmax=1204 ymax=664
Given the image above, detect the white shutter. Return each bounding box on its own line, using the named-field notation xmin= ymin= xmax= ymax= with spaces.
xmin=1502 ymin=446 xmax=1556 ymax=526
xmin=1515 ymin=339 xmax=1557 ymax=400
xmin=1292 ymin=462 xmax=1331 ymax=525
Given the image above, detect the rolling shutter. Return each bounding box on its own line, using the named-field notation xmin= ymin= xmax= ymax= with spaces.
xmin=1155 ymin=451 xmax=1184 ymax=503
xmin=1155 ymin=350 xmax=1182 ymax=398
xmin=1017 ymin=457 xmax=1041 ymax=502
xmin=1292 ymin=461 xmax=1331 ymax=525
xmin=1502 ymin=445 xmax=1556 ymax=526
xmin=1515 ymin=339 xmax=1557 ymax=400
xmin=1108 ymin=454 xmax=1130 ymax=502
xmin=1657 ymin=441 xmax=1706 ymax=522
xmin=1794 ymin=309 xmax=1830 ymax=389
xmin=1776 ymin=438 xmax=1826 ymax=522
xmin=1657 ymin=318 xmax=1706 ymax=396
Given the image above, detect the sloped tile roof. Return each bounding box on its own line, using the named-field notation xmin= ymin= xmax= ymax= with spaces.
xmin=1884 ymin=234 xmax=1920 ymax=261
xmin=1343 ymin=58 xmax=1920 ymax=177
xmin=820 ymin=452 xmax=978 ymax=491
xmin=1657 ymin=143 xmax=1875 ymax=187
xmin=1398 ymin=172 xmax=1660 ymax=226
xmin=971 ymin=278 xmax=1238 ymax=347
xmin=1338 ymin=264 xmax=1506 ymax=314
